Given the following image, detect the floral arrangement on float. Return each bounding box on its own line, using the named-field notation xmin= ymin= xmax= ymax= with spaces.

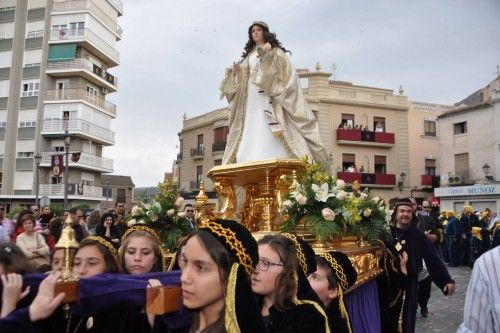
xmin=281 ymin=158 xmax=389 ymax=246
xmin=127 ymin=179 xmax=192 ymax=251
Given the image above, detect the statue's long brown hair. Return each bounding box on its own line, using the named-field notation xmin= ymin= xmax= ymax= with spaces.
xmin=241 ymin=23 xmax=291 ymax=60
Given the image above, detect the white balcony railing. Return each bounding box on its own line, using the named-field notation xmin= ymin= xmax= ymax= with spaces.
xmin=49 ymin=28 xmax=119 ymax=64
xmin=52 ymin=0 xmax=122 ymax=38
xmin=47 ymin=58 xmax=118 ymax=89
xmin=106 ymin=0 xmax=123 ymax=14
xmin=45 ymin=89 xmax=116 ymax=117
xmin=39 ymin=183 xmax=105 ymax=199
xmin=40 ymin=151 xmax=113 ymax=172
xmin=42 ymin=118 xmax=115 ymax=144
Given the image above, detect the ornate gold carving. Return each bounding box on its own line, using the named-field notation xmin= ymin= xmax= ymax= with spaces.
xmin=207 ymin=158 xmax=303 ymax=232
xmin=195 ymin=180 xmax=209 ymax=204
xmin=333 ymin=245 xmax=383 ymax=291
xmin=241 ymin=184 xmax=259 ymax=231
xmin=213 ymin=177 xmax=236 ymax=220
xmin=195 ymin=181 xmax=216 ymax=226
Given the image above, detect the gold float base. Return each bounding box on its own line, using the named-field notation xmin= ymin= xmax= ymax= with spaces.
xmin=203 ymin=158 xmax=382 ymax=289
xmin=207 ymin=158 xmax=303 ymax=232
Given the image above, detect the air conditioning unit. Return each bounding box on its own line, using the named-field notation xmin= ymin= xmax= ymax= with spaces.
xmin=448 ymin=175 xmax=462 ymax=184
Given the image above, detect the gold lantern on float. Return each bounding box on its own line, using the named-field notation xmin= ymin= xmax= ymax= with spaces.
xmin=54 ymin=215 xmax=80 ymax=315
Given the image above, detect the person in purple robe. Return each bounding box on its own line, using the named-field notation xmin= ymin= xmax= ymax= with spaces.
xmin=386 ymin=198 xmax=455 ymax=333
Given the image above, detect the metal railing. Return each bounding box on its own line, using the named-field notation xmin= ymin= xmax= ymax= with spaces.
xmin=45 ymin=89 xmax=116 ymax=116
xmin=27 ymin=30 xmax=44 ymax=39
xmin=190 ymin=146 xmax=204 ymax=157
xmin=52 ymin=0 xmax=122 ymax=37
xmin=47 ymin=58 xmax=118 ymax=88
xmin=40 ymin=151 xmax=113 ymax=172
xmin=42 ymin=118 xmax=115 ymax=144
xmin=49 ymin=28 xmax=119 ymax=64
xmin=39 ymin=183 xmax=105 ymax=198
xmin=212 ymin=141 xmax=226 ymax=152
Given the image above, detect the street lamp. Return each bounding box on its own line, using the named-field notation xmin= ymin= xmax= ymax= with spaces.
xmin=34 ymin=153 xmax=42 ymax=207
xmin=105 ymin=178 xmax=110 ymax=209
xmin=63 ymin=112 xmax=70 ymax=210
xmin=482 ymin=163 xmax=492 ymax=181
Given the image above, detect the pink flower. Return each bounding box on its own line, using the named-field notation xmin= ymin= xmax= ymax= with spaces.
xmin=322 ymin=208 xmax=336 ymax=221
xmin=295 ymin=193 xmax=308 ymax=206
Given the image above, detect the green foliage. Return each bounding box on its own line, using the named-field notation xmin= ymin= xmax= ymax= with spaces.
xmin=6 ymin=206 xmax=24 ymax=219
xmin=49 ymin=203 xmax=65 ymax=217
xmin=127 ymin=179 xmax=192 ymax=252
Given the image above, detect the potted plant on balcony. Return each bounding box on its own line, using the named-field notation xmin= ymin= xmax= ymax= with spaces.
xmin=281 ymin=158 xmax=388 ymax=248
xmin=126 ymin=179 xmax=192 ymax=252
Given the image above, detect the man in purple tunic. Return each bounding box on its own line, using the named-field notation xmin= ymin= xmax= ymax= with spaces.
xmin=389 ymin=198 xmax=455 ymax=332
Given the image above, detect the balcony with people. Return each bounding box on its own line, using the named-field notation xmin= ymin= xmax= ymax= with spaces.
xmin=337 ymin=154 xmax=396 ymax=187
xmin=336 ymin=116 xmax=395 ymax=147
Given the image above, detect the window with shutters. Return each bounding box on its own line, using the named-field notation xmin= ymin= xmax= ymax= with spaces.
xmin=374 ymin=155 xmax=386 ymax=174
xmin=424 ymin=120 xmax=436 ymax=136
xmin=453 ymin=122 xmax=467 ymax=135
xmin=342 ymin=153 xmax=355 ymax=171
xmin=425 ymin=159 xmax=436 ymax=175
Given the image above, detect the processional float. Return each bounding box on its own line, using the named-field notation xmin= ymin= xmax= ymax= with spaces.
xmin=195 ymin=158 xmax=384 ymax=291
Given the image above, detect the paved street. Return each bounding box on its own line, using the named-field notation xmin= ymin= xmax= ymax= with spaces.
xmin=416 ymin=266 xmax=471 ymax=333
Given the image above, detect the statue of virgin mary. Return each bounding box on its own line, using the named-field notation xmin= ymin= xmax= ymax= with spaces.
xmin=220 ymin=21 xmax=328 ymax=164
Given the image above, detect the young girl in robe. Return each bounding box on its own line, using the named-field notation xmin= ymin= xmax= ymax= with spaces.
xmin=251 ymin=234 xmax=329 ymax=332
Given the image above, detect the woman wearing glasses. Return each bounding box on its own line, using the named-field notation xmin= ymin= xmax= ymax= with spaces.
xmin=251 ymin=234 xmax=329 ymax=332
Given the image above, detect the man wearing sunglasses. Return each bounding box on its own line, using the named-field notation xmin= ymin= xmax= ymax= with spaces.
xmin=184 ymin=204 xmax=196 ymax=229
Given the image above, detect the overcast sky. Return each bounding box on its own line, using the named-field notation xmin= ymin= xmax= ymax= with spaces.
xmin=105 ymin=0 xmax=500 ymax=187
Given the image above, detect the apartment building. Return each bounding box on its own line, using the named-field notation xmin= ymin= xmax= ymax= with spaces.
xmin=0 ymin=0 xmax=122 ymax=211
xmin=407 ymin=101 xmax=453 ymax=203
xmin=176 ymin=108 xmax=229 ymax=195
xmin=435 ymin=75 xmax=500 ymax=212
xmin=299 ymin=65 xmax=410 ymax=201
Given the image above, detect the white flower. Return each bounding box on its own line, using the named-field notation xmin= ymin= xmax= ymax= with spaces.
xmin=372 ymin=196 xmax=380 ymax=204
xmin=311 ymin=183 xmax=335 ymax=202
xmin=336 ymin=179 xmax=346 ymax=189
xmin=282 ymin=200 xmax=293 ymax=208
xmin=336 ymin=190 xmax=347 ymax=200
xmin=360 ymin=192 xmax=368 ymax=199
xmin=131 ymin=206 xmax=144 ymax=217
xmin=137 ymin=219 xmax=146 ymax=225
xmin=150 ymin=213 xmax=159 ymax=222
xmin=362 ymin=208 xmax=372 ymax=218
xmin=127 ymin=219 xmax=137 ymax=227
xmin=322 ymin=208 xmax=336 ymax=221
xmin=175 ymin=197 xmax=185 ymax=207
xmin=295 ymin=193 xmax=308 ymax=205
xmin=167 ymin=209 xmax=175 ymax=217
xmin=177 ymin=212 xmax=186 ymax=218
